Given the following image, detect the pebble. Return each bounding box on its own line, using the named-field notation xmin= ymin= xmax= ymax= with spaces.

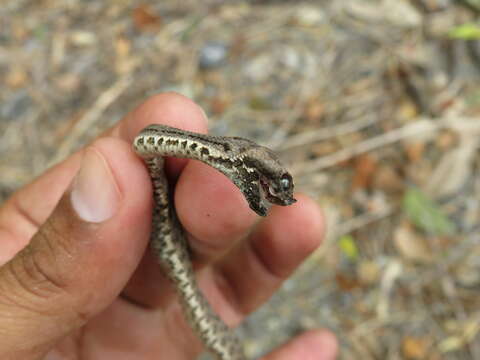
xmin=198 ymin=41 xmax=228 ymax=69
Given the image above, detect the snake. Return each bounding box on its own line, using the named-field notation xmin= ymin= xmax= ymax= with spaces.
xmin=133 ymin=124 xmax=296 ymax=360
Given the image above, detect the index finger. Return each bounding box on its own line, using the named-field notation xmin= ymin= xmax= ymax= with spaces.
xmin=111 ymin=92 xmax=208 ymax=177
xmin=0 ymin=92 xmax=208 ymax=256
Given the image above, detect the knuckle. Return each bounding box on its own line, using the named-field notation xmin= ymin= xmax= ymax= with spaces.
xmin=28 ymin=215 xmax=75 ymax=294
xmin=0 ymin=215 xmax=76 ymax=314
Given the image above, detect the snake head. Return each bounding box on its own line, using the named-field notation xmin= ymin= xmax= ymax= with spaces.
xmin=240 ymin=146 xmax=296 ymax=216
xmin=259 ymin=172 xmax=296 ymax=207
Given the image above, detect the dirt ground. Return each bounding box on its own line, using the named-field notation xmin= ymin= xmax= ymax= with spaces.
xmin=1 ymin=1 xmax=480 ymax=359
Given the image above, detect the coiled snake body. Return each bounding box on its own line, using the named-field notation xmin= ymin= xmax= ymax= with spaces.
xmin=133 ymin=124 xmax=296 ymax=360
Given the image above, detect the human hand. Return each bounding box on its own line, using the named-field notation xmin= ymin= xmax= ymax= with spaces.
xmin=0 ymin=93 xmax=337 ymax=360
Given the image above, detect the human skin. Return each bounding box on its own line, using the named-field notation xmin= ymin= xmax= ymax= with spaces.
xmin=0 ymin=93 xmax=337 ymax=360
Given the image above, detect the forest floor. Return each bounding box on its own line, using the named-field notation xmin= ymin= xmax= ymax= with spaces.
xmin=1 ymin=1 xmax=480 ymax=359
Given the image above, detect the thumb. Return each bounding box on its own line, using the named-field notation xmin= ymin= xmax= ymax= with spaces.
xmin=0 ymin=138 xmax=152 ymax=359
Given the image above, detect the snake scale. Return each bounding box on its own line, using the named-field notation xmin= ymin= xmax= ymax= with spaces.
xmin=133 ymin=124 xmax=296 ymax=360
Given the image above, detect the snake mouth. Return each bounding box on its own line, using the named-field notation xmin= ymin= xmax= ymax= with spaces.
xmin=260 ymin=178 xmax=296 ymax=206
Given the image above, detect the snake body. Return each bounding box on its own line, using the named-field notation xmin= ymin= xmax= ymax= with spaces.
xmin=133 ymin=124 xmax=296 ymax=360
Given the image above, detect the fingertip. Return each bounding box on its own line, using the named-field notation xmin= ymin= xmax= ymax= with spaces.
xmin=88 ymin=137 xmax=152 ymax=222
xmin=285 ymin=193 xmax=326 ymax=252
xmin=117 ymin=92 xmax=209 ymax=142
xmin=251 ymin=193 xmax=325 ymax=278
xmin=305 ymin=330 xmax=338 ymax=359
xmin=60 ymin=136 xmax=154 ymax=301
xmin=175 ymin=160 xmax=257 ymax=260
xmin=64 ymin=136 xmax=153 ymax=297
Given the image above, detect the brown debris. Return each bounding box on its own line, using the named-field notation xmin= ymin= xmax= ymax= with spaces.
xmin=132 ymin=4 xmax=162 ymax=31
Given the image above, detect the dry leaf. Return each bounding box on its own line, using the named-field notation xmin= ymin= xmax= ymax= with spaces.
xmin=398 ymin=99 xmax=418 ymax=119
xmin=115 ymin=36 xmax=131 ymax=58
xmin=70 ymin=31 xmax=96 ymax=46
xmin=402 ymin=336 xmax=431 ymax=359
xmin=54 ymin=73 xmax=81 ymax=92
xmin=427 ymin=133 xmax=478 ymax=198
xmin=303 ymin=97 xmax=325 ymax=123
xmin=358 ymin=260 xmax=381 ymax=285
xmin=377 ymin=260 xmax=402 ymax=319
xmin=345 ymin=0 xmax=420 ymax=28
xmin=133 ymin=4 xmax=162 ymax=30
xmin=335 ymin=271 xmax=361 ymax=291
xmin=5 ymin=66 xmax=28 ymax=88
xmin=454 ymin=245 xmax=480 ymax=287
xmin=435 ymin=130 xmax=456 ymax=150
xmin=352 ymin=154 xmax=378 ymax=190
xmin=311 ymin=141 xmax=338 ymax=157
xmin=439 ymin=336 xmax=463 ymax=353
xmin=373 ymin=164 xmax=404 ymax=192
xmin=405 ymin=141 xmax=425 ymax=163
xmin=210 ymin=96 xmax=231 ymax=115
xmin=394 ymin=223 xmax=433 ymax=263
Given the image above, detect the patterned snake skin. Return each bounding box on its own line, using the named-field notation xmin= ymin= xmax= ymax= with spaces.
xmin=133 ymin=124 xmax=296 ymax=360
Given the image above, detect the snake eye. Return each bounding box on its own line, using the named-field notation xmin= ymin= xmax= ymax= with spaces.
xmin=280 ymin=174 xmax=291 ymax=191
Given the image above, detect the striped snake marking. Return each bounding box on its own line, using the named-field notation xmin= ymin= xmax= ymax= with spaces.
xmin=133 ymin=124 xmax=296 ymax=360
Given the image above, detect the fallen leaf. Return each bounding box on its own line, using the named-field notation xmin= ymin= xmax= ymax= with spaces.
xmin=398 ymin=99 xmax=418 ymax=119
xmin=449 ymin=23 xmax=480 ymax=39
xmin=377 ymin=260 xmax=402 ymax=319
xmin=5 ymin=66 xmax=28 ymax=88
xmin=115 ymin=36 xmax=131 ymax=58
xmin=439 ymin=336 xmax=463 ymax=353
xmin=358 ymin=260 xmax=381 ymax=285
xmin=427 ymin=133 xmax=478 ymax=198
xmin=352 ymin=154 xmax=377 ymax=190
xmin=303 ymin=97 xmax=325 ymax=123
xmin=402 ymin=188 xmax=455 ymax=235
xmin=394 ymin=223 xmax=433 ymax=263
xmin=402 ymin=336 xmax=431 ymax=359
xmin=54 ymin=73 xmax=81 ymax=91
xmin=335 ymin=271 xmax=361 ymax=291
xmin=338 ymin=235 xmax=359 ymax=261
xmin=435 ymin=130 xmax=456 ymax=149
xmin=70 ymin=31 xmax=96 ymax=46
xmin=133 ymin=4 xmax=162 ymax=31
xmin=372 ymin=164 xmax=404 ymax=192
xmin=405 ymin=141 xmax=425 ymax=163
xmin=210 ymin=96 xmax=231 ymax=115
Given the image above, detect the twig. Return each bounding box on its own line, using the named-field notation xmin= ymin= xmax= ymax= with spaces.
xmin=49 ymin=75 xmax=132 ymax=166
xmin=335 ymin=204 xmax=395 ymax=237
xmin=292 ymin=117 xmax=480 ymax=175
xmin=279 ymin=115 xmax=377 ymax=151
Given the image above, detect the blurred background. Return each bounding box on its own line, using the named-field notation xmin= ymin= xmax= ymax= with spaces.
xmin=1 ymin=1 xmax=480 ymax=359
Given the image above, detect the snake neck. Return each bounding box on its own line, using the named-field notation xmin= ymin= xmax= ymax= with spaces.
xmin=134 ymin=126 xmax=268 ymax=215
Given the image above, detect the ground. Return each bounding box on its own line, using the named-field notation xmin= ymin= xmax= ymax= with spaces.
xmin=1 ymin=1 xmax=480 ymax=359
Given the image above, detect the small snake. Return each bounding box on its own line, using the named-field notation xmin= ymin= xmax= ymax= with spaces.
xmin=133 ymin=124 xmax=296 ymax=360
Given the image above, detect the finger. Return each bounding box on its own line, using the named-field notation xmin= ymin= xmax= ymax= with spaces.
xmin=0 ymin=138 xmax=151 ymax=359
xmin=125 ymin=159 xmax=259 ymax=309
xmin=0 ymin=153 xmax=82 ymax=263
xmin=0 ymin=92 xmax=210 ymax=307
xmin=0 ymin=92 xmax=207 ymax=263
xmin=112 ymin=92 xmax=208 ymax=177
xmin=117 ymin=92 xmax=257 ymax=309
xmin=111 ymin=92 xmax=255 ymax=259
xmin=261 ymin=330 xmax=337 ymax=360
xmin=176 ymin=160 xmax=258 ymax=261
xmin=211 ymin=194 xmax=325 ymax=317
